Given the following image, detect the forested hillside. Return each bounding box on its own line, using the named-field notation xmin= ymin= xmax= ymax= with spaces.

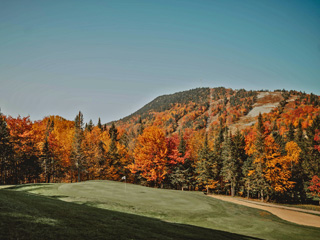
xmin=0 ymin=87 xmax=320 ymax=203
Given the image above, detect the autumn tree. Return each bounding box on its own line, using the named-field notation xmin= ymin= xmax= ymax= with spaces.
xmin=47 ymin=116 xmax=74 ymax=182
xmin=6 ymin=116 xmax=41 ymax=184
xmin=264 ymin=141 xmax=301 ymax=196
xmin=82 ymin=126 xmax=107 ymax=180
xmin=308 ymin=175 xmax=320 ymax=205
xmin=167 ymin=133 xmax=190 ymax=190
xmin=130 ymin=126 xmax=168 ymax=187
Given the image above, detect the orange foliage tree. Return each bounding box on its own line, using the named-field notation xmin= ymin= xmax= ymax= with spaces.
xmin=130 ymin=126 xmax=168 ymax=186
xmin=6 ymin=116 xmax=41 ymax=183
xmin=82 ymin=127 xmax=106 ymax=180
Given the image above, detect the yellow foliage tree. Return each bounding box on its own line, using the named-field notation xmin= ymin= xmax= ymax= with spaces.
xmin=264 ymin=141 xmax=301 ymax=193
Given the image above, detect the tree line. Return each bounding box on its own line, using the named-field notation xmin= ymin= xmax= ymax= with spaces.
xmin=0 ymin=88 xmax=320 ymax=203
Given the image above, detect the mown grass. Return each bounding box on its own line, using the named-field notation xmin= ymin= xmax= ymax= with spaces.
xmin=284 ymin=204 xmax=320 ymax=212
xmin=1 ymin=180 xmax=320 ymax=240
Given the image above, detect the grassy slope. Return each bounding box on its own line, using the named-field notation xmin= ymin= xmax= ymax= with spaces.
xmin=1 ymin=181 xmax=319 ymax=240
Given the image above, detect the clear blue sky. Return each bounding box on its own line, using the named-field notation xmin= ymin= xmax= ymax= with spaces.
xmin=1 ymin=0 xmax=319 ymax=123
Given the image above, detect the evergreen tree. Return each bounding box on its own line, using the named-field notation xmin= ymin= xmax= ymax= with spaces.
xmin=71 ymin=111 xmax=84 ymax=182
xmin=195 ymin=134 xmax=217 ymax=193
xmin=256 ymin=113 xmax=265 ymax=154
xmin=302 ymin=115 xmax=320 ymax=178
xmin=137 ymin=117 xmax=144 ymax=135
xmin=97 ymin=117 xmax=102 ymax=130
xmin=178 ymin=132 xmax=186 ymax=156
xmin=214 ymin=118 xmax=224 ymax=155
xmin=42 ymin=118 xmax=56 ymax=183
xmin=42 ymin=131 xmax=52 ymax=183
xmin=242 ymin=156 xmax=254 ymax=199
xmin=287 ymin=119 xmax=307 ymax=202
xmin=96 ymin=140 xmax=107 ymax=178
xmin=120 ymin=131 xmax=129 ymax=148
xmin=295 ymin=120 xmax=303 ymax=144
xmin=0 ymin=111 xmax=13 ymax=184
xmin=252 ymin=113 xmax=269 ymax=201
xmin=221 ymin=132 xmax=238 ymax=196
xmin=287 ymin=123 xmax=295 ymax=142
xmin=108 ymin=122 xmax=118 ymax=154
xmin=272 ymin=121 xmax=285 ymax=155
xmin=86 ymin=119 xmax=94 ymax=132
xmin=169 ymin=132 xmax=189 ymax=190
xmin=106 ymin=123 xmax=120 ymax=177
xmin=232 ymin=130 xmax=247 ymax=195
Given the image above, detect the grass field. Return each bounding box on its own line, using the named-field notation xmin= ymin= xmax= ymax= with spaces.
xmin=1 ymin=180 xmax=319 ymax=240
xmin=283 ymin=204 xmax=320 ymax=212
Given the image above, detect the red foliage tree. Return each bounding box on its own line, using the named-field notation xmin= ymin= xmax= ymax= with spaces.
xmin=308 ymin=175 xmax=320 ymax=205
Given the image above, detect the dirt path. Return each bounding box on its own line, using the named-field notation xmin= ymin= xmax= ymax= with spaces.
xmin=209 ymin=195 xmax=320 ymax=228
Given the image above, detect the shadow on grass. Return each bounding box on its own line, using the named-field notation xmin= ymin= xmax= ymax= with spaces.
xmin=4 ymin=183 xmax=56 ymax=192
xmin=0 ymin=189 xmax=262 ymax=240
xmin=5 ymin=183 xmax=53 ymax=189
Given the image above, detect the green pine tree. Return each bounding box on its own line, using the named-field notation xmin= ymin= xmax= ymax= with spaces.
xmin=0 ymin=111 xmax=13 ymax=184
xmin=295 ymin=120 xmax=303 ymax=144
xmin=86 ymin=119 xmax=94 ymax=132
xmin=252 ymin=113 xmax=269 ymax=201
xmin=221 ymin=132 xmax=238 ymax=196
xmin=97 ymin=117 xmax=102 ymax=130
xmin=195 ymin=134 xmax=217 ymax=194
xmin=71 ymin=111 xmax=84 ymax=182
xmin=169 ymin=132 xmax=189 ymax=190
xmin=287 ymin=123 xmax=295 ymax=142
xmin=106 ymin=123 xmax=120 ymax=177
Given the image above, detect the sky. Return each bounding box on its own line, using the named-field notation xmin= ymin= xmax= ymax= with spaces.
xmin=0 ymin=0 xmax=320 ymax=123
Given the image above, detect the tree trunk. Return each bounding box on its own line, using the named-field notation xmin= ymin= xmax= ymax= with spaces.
xmin=231 ymin=183 xmax=235 ymax=197
xmin=247 ymin=181 xmax=250 ymax=199
xmin=266 ymin=194 xmax=270 ymax=202
xmin=52 ymin=159 xmax=55 ymax=183
xmin=261 ymin=190 xmax=264 ymax=202
xmin=77 ymin=159 xmax=81 ymax=182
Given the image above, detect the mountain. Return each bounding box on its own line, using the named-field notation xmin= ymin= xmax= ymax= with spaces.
xmin=111 ymin=87 xmax=318 ymax=137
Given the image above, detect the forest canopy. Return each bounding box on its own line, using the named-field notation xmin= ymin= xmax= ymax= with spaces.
xmin=0 ymin=87 xmax=320 ymax=203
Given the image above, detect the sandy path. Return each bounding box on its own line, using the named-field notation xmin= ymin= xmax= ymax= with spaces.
xmin=209 ymin=195 xmax=320 ymax=228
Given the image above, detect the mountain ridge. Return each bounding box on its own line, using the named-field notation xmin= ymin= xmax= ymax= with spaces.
xmin=108 ymin=86 xmax=319 ymax=139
